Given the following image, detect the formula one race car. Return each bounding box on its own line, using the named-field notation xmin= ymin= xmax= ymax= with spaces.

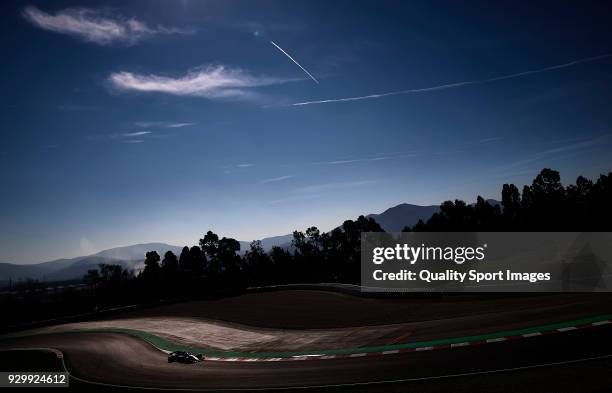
xmin=167 ymin=351 xmax=204 ymax=364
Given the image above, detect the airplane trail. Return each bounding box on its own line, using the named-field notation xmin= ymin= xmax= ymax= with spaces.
xmin=290 ymin=53 xmax=612 ymax=106
xmin=270 ymin=40 xmax=319 ymax=84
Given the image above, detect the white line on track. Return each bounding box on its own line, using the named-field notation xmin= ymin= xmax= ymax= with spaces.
xmin=64 ymin=352 xmax=612 ymax=391
xmin=6 ymin=347 xmax=612 ymax=391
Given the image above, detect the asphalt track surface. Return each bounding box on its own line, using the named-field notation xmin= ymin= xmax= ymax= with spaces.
xmin=108 ymin=291 xmax=612 ymax=329
xmin=2 ymin=291 xmax=612 ymax=392
xmin=1 ymin=324 xmax=611 ymax=392
xmin=22 ymin=291 xmax=609 ymax=355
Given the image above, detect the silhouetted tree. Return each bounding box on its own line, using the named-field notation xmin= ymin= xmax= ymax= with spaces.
xmin=269 ymin=246 xmax=294 ymax=283
xmin=502 ymin=183 xmax=521 ymax=227
xmin=411 ymin=169 xmax=612 ymax=232
xmin=187 ymin=246 xmax=206 ymax=278
xmin=141 ymin=251 xmax=161 ymax=280
xmin=84 ymin=269 xmax=100 ymax=295
xmin=161 ymin=251 xmax=179 ymax=280
xmin=198 ymin=231 xmax=243 ymax=289
xmin=245 ymin=240 xmax=271 ymax=285
xmin=200 ymin=231 xmax=220 ymax=258
xmin=178 ymin=246 xmax=190 ymax=272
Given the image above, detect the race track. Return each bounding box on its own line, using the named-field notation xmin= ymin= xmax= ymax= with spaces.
xmin=2 ymin=291 xmax=612 ymax=392
xmin=1 ymin=325 xmax=612 ymax=392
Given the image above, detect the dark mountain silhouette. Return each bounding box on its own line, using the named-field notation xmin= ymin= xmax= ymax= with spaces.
xmin=367 ymin=200 xmax=501 ymax=232
xmin=367 ymin=203 xmax=440 ymax=232
xmin=481 ymin=199 xmax=501 ymax=207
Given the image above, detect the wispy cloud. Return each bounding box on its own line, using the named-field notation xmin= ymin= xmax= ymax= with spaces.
xmin=324 ymin=154 xmax=414 ymax=165
xmin=503 ymin=134 xmax=611 ymax=170
xmin=109 ymin=66 xmax=294 ymax=100
xmin=134 ymin=121 xmax=196 ymax=128
xmin=23 ymin=6 xmax=193 ymax=45
xmin=465 ymin=136 xmax=504 ymax=146
xmin=86 ymin=130 xmax=153 ymax=143
xmin=120 ymin=131 xmax=151 ymax=137
xmin=289 ymin=54 xmax=612 ymax=106
xmin=261 ymin=175 xmax=293 ymax=184
xmin=270 ymin=40 xmax=319 ymax=84
xmin=222 ymin=163 xmax=255 ymax=174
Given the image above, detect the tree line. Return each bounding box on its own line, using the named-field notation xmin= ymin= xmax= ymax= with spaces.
xmin=3 ymin=168 xmax=611 ymax=327
xmin=83 ymin=168 xmax=612 ymax=301
xmin=408 ymin=168 xmax=612 ymax=231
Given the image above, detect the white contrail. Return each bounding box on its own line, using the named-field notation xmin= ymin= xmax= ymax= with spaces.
xmin=270 ymin=40 xmax=319 ymax=84
xmin=290 ymin=53 xmax=612 ymax=106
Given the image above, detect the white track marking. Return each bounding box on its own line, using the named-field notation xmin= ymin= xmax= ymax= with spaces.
xmin=66 ymin=351 xmax=612 ymax=391
xmin=7 ymin=347 xmax=612 ymax=391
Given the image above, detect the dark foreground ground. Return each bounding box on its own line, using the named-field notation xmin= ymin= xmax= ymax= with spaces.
xmin=1 ymin=324 xmax=611 ymax=392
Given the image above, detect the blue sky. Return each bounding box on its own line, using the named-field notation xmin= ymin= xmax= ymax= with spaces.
xmin=2 ymin=0 xmax=612 ymax=263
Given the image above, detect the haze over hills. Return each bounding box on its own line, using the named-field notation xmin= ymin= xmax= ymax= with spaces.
xmin=0 ymin=243 xmax=185 ymax=286
xmin=94 ymin=242 xmax=184 ymax=261
xmin=0 ymin=200 xmax=499 ymax=286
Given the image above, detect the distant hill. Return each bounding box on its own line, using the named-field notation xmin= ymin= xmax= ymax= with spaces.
xmin=0 ymin=240 xmax=295 ymax=287
xmin=259 ymin=234 xmax=294 ymax=250
xmin=0 ymin=242 xmax=181 ymax=287
xmin=1 ymin=200 xmax=503 ymax=286
xmin=367 ymin=199 xmax=501 ymax=232
xmin=367 ymin=203 xmax=440 ymax=232
xmin=481 ymin=199 xmax=502 ymax=207
xmin=44 ymin=256 xmax=142 ymax=282
xmin=0 ymin=258 xmax=76 ymax=283
xmin=94 ymin=243 xmax=183 ymax=260
xmin=239 ymin=235 xmax=294 ymax=252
